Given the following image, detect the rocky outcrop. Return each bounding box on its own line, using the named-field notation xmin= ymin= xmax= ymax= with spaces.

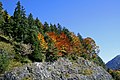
xmin=3 ymin=57 xmax=113 ymax=80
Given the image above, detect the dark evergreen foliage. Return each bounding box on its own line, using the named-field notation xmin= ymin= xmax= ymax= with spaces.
xmin=77 ymin=33 xmax=83 ymax=42
xmin=0 ymin=2 xmax=4 ymax=32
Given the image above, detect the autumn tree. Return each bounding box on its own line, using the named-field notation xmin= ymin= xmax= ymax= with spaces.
xmin=83 ymin=37 xmax=100 ymax=58
xmin=37 ymin=33 xmax=48 ymax=51
xmin=47 ymin=32 xmax=71 ymax=56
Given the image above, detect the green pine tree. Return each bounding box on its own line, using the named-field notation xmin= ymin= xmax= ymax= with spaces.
xmin=57 ymin=23 xmax=62 ymax=34
xmin=0 ymin=2 xmax=4 ymax=32
xmin=35 ymin=17 xmax=43 ymax=34
xmin=12 ymin=1 xmax=28 ymax=42
xmin=30 ymin=31 xmax=44 ymax=62
xmin=44 ymin=22 xmax=50 ymax=32
xmin=2 ymin=10 xmax=12 ymax=36
xmin=77 ymin=33 xmax=83 ymax=42
xmin=28 ymin=13 xmax=35 ymax=28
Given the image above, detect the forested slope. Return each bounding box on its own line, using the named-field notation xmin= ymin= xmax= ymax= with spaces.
xmin=0 ymin=1 xmax=113 ymax=80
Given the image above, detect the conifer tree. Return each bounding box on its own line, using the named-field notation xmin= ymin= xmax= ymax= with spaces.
xmin=35 ymin=17 xmax=43 ymax=34
xmin=44 ymin=22 xmax=50 ymax=32
xmin=28 ymin=13 xmax=35 ymax=28
xmin=77 ymin=33 xmax=83 ymax=42
xmin=0 ymin=2 xmax=2 ymax=12
xmin=57 ymin=23 xmax=62 ymax=34
xmin=13 ymin=1 xmax=28 ymax=42
xmin=3 ymin=10 xmax=12 ymax=36
xmin=53 ymin=24 xmax=58 ymax=33
xmin=21 ymin=6 xmax=28 ymax=41
xmin=62 ymin=27 xmax=72 ymax=41
xmin=50 ymin=23 xmax=54 ymax=32
xmin=23 ymin=13 xmax=35 ymax=43
xmin=12 ymin=1 xmax=22 ymax=41
xmin=0 ymin=2 xmax=4 ymax=31
xmin=30 ymin=30 xmax=44 ymax=62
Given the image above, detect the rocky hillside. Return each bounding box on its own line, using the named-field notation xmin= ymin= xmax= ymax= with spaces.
xmin=2 ymin=57 xmax=113 ymax=80
xmin=106 ymin=55 xmax=120 ymax=70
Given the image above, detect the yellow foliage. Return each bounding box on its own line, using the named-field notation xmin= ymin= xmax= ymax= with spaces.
xmin=83 ymin=37 xmax=98 ymax=54
xmin=38 ymin=33 xmax=48 ymax=50
xmin=70 ymin=32 xmax=83 ymax=54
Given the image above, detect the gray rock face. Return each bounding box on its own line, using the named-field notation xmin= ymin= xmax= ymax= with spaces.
xmin=3 ymin=57 xmax=113 ymax=80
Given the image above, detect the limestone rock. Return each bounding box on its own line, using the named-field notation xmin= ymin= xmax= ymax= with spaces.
xmin=3 ymin=57 xmax=113 ymax=80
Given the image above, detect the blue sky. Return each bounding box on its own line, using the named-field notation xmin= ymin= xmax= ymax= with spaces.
xmin=1 ymin=0 xmax=120 ymax=63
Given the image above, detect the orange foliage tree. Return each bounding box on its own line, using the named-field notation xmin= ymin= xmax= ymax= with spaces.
xmin=47 ymin=32 xmax=72 ymax=56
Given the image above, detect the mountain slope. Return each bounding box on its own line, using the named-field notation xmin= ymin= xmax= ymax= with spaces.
xmin=106 ymin=55 xmax=120 ymax=70
xmin=3 ymin=57 xmax=113 ymax=80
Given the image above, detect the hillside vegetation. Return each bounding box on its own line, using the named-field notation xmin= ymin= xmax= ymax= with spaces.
xmin=0 ymin=1 xmax=107 ymax=77
xmin=108 ymin=69 xmax=120 ymax=80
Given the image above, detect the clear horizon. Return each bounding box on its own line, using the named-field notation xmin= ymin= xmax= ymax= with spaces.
xmin=1 ymin=0 xmax=120 ymax=63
